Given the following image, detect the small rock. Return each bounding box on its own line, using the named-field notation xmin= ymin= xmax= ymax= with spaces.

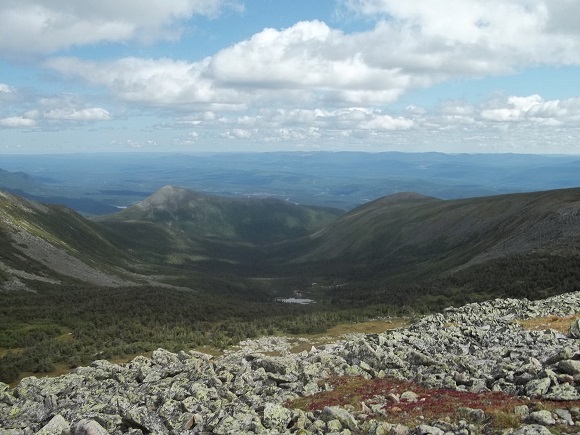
xmin=408 ymin=350 xmax=439 ymax=366
xmin=512 ymin=424 xmax=553 ymax=435
xmin=262 ymin=403 xmax=292 ymax=430
xmin=71 ymin=419 xmax=108 ymax=435
xmin=389 ymin=424 xmax=410 ymax=435
xmin=386 ymin=393 xmax=400 ymax=403
xmin=400 ymin=391 xmax=419 ymax=403
xmin=37 ymin=414 xmax=70 ymax=435
xmin=528 ymin=410 xmax=556 ymax=425
xmin=545 ymin=347 xmax=575 ymax=364
xmin=558 ymin=359 xmax=580 ymax=375
xmin=514 ymin=405 xmax=530 ymax=419
xmin=326 ymin=419 xmax=343 ymax=431
xmin=413 ymin=424 xmax=444 ymax=435
xmin=457 ymin=407 xmax=485 ymax=423
xmin=544 ymin=383 xmax=580 ymax=401
xmin=553 ymin=408 xmax=573 ymax=425
xmin=322 ymin=406 xmax=358 ymax=431
xmin=367 ymin=421 xmax=393 ymax=435
xmin=524 ymin=378 xmax=551 ymax=397
xmin=569 ymin=317 xmax=580 ymax=338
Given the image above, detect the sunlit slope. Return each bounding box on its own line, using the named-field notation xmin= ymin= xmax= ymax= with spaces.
xmin=0 ymin=190 xmax=132 ymax=288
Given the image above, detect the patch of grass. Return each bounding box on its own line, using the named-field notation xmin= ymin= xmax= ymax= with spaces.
xmin=10 ymin=362 xmax=73 ymax=387
xmin=192 ymin=346 xmax=224 ymax=357
xmin=518 ymin=314 xmax=578 ymax=334
xmin=288 ymin=319 xmax=409 ymax=353
xmin=324 ymin=319 xmax=410 ymax=336
xmin=109 ymin=351 xmax=154 ymax=365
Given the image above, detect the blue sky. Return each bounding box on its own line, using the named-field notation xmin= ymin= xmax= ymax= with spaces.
xmin=1 ymin=0 xmax=579 ymax=154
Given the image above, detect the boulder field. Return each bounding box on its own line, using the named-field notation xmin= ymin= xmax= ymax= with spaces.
xmin=1 ymin=292 xmax=579 ymax=434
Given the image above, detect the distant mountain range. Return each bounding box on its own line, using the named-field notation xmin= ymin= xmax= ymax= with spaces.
xmin=2 ymin=152 xmax=580 ymax=214
xmin=0 ymin=167 xmax=119 ymax=215
xmin=2 ymin=185 xmax=580 ymax=306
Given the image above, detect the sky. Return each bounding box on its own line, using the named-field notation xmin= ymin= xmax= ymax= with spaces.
xmin=0 ymin=0 xmax=579 ymax=154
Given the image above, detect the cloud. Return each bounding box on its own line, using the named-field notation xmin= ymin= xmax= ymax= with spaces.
xmin=0 ymin=116 xmax=36 ymax=128
xmin=480 ymin=95 xmax=575 ymax=124
xmin=0 ymin=84 xmax=112 ymax=130
xmin=221 ymin=128 xmax=255 ymax=139
xmin=45 ymin=57 xmax=245 ymax=108
xmin=45 ymin=0 xmax=580 ymax=111
xmin=0 ymin=83 xmax=13 ymax=93
xmin=342 ymin=1 xmax=580 ymax=67
xmin=359 ymin=114 xmax=413 ymax=130
xmin=44 ymin=107 xmax=111 ymax=121
xmin=0 ymin=0 xmax=240 ymax=56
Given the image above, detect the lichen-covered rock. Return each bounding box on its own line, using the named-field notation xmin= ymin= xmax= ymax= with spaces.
xmin=321 ymin=406 xmax=358 ymax=431
xmin=71 ymin=419 xmax=108 ymax=435
xmin=528 ymin=410 xmax=556 ymax=425
xmin=512 ymin=425 xmax=553 ymax=435
xmin=261 ymin=402 xmax=292 ymax=430
xmin=412 ymin=424 xmax=444 ymax=435
xmin=544 ymin=383 xmax=580 ymax=401
xmin=457 ymin=407 xmax=485 ymax=423
xmin=524 ymin=377 xmax=551 ymax=397
xmin=122 ymin=405 xmax=168 ymax=434
xmin=569 ymin=317 xmax=580 ymax=338
xmin=558 ymin=359 xmax=580 ymax=375
xmin=36 ymin=414 xmax=70 ymax=435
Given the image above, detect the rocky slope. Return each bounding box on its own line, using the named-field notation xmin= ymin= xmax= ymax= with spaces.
xmin=0 ymin=190 xmax=132 ymax=290
xmin=1 ymin=293 xmax=579 ymax=434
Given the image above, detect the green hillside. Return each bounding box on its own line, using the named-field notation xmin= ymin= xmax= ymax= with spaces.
xmin=101 ymin=185 xmax=343 ymax=244
xmin=280 ymin=188 xmax=580 ymax=308
xmin=0 ymin=190 xmax=136 ymax=288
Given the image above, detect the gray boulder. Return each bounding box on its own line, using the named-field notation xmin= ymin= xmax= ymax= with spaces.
xmin=321 ymin=406 xmax=358 ymax=431
xmin=36 ymin=415 xmax=70 ymax=435
xmin=71 ymin=419 xmax=108 ymax=435
xmin=524 ymin=378 xmax=551 ymax=397
xmin=528 ymin=410 xmax=556 ymax=425
xmin=558 ymin=359 xmax=580 ymax=375
xmin=512 ymin=425 xmax=553 ymax=435
xmin=569 ymin=317 xmax=580 ymax=338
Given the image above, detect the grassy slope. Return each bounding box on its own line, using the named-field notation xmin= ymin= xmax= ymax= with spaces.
xmin=0 ymin=190 xmax=134 ymax=284
xmin=288 ymin=188 xmax=580 ymax=280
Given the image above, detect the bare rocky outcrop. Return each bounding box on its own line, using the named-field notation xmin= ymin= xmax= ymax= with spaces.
xmin=1 ymin=292 xmax=579 ymax=434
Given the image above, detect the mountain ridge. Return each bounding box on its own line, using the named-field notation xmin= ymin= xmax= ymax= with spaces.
xmin=102 ymin=185 xmax=344 ymax=244
xmin=292 ymin=187 xmax=580 ymax=275
xmin=3 ymin=186 xmax=580 ymax=295
xmin=0 ymin=189 xmax=133 ymax=289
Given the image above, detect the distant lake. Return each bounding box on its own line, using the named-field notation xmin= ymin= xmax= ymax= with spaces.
xmin=276 ymin=298 xmax=314 ymax=304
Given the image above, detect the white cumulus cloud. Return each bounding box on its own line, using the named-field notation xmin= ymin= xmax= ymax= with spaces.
xmin=221 ymin=128 xmax=255 ymax=139
xmin=0 ymin=0 xmax=239 ymax=56
xmin=0 ymin=83 xmax=13 ymax=93
xmin=43 ymin=107 xmax=111 ymax=121
xmin=44 ymin=0 xmax=580 ymax=111
xmin=0 ymin=116 xmax=36 ymax=128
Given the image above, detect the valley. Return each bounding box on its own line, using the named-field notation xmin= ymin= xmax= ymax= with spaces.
xmin=1 ymin=179 xmax=580 ymax=385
